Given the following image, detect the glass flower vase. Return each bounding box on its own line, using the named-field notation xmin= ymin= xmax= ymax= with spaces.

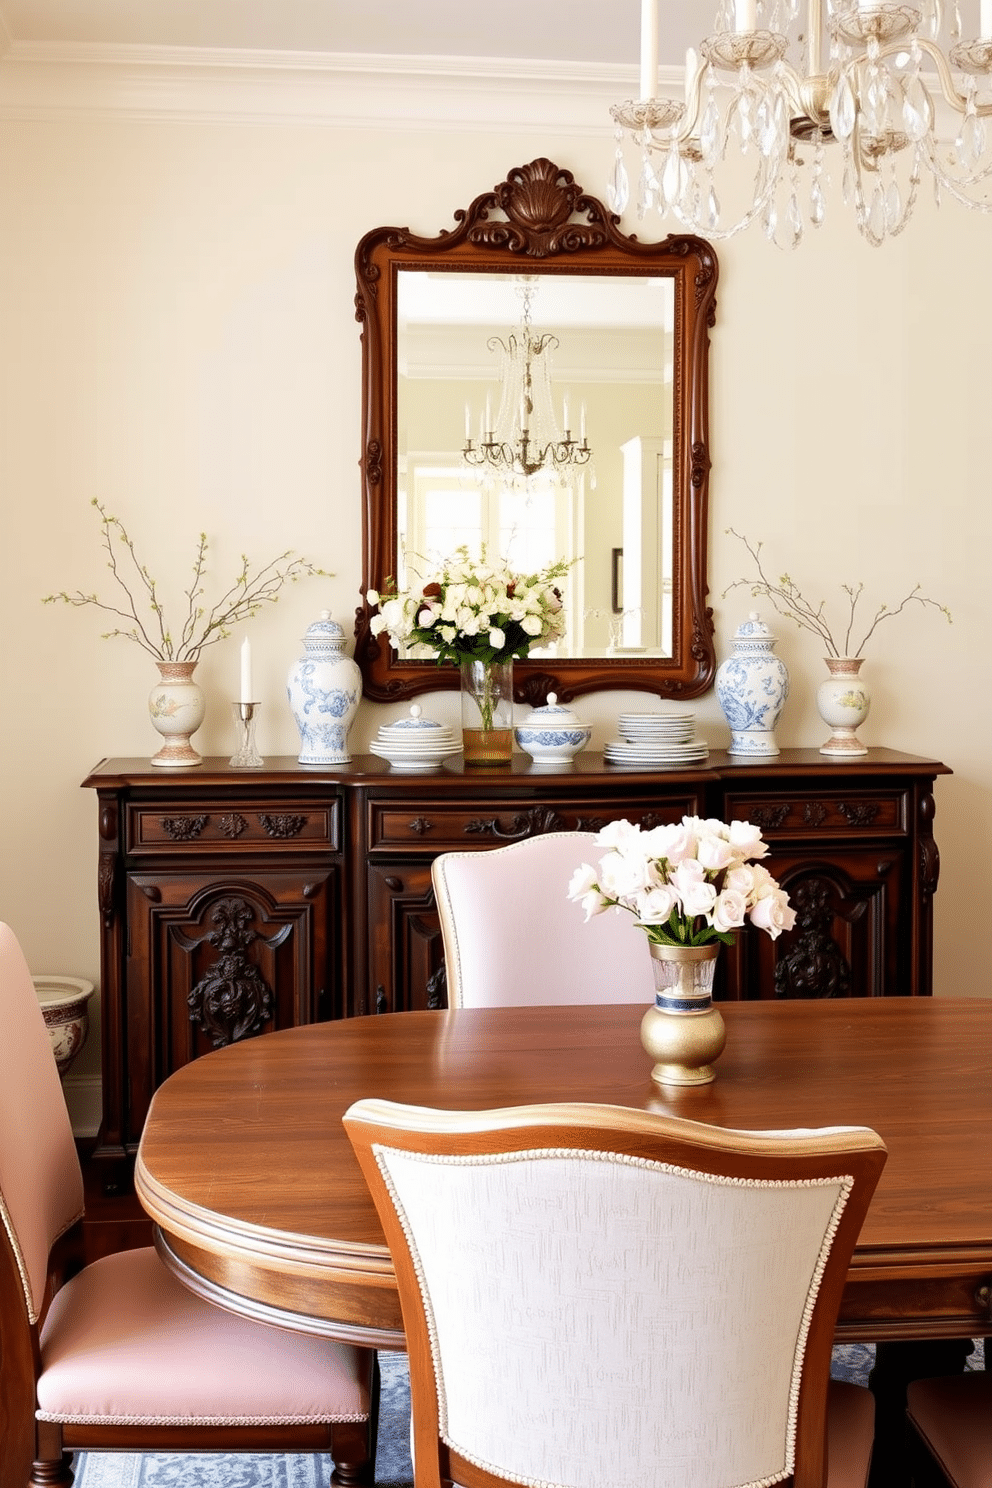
xmin=460 ymin=658 xmax=514 ymax=765
xmin=639 ymin=941 xmax=726 ymax=1087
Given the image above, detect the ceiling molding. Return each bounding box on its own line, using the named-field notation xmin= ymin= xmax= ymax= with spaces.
xmin=0 ymin=42 xmax=684 ymax=129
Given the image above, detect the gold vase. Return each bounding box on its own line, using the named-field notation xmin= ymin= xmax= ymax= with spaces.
xmin=640 ymin=941 xmax=726 ymax=1087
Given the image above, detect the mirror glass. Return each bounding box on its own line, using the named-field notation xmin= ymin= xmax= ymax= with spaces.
xmin=397 ymin=270 xmax=674 ymax=658
xmin=354 ymin=159 xmax=718 ymax=705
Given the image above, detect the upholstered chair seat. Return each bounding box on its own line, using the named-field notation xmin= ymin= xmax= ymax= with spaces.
xmin=906 ymin=1372 xmax=992 ymax=1487
xmin=36 ymin=1246 xmax=370 ymax=1427
xmin=345 ymin=1098 xmax=888 ymax=1488
xmin=432 ymin=831 xmax=654 ymax=1007
xmin=0 ymin=921 xmax=377 ymax=1488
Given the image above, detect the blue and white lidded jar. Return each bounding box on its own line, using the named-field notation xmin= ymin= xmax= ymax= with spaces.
xmin=514 ymin=693 xmax=592 ymax=765
xmin=287 ymin=612 xmax=362 ymax=765
xmin=715 ymin=612 xmax=790 ymax=757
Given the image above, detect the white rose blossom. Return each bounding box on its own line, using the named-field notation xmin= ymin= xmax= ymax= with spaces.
xmin=566 ymin=815 xmax=794 ymax=949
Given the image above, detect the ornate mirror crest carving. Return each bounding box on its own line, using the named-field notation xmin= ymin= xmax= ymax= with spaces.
xmin=353 ymin=158 xmax=717 ymax=704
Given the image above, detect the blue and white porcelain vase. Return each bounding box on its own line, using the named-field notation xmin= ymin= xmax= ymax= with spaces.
xmin=287 ymin=611 xmax=362 ymax=765
xmin=716 ymin=612 xmax=789 ymax=757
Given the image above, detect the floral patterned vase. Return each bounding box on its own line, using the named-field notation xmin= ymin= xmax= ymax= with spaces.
xmin=716 ymin=612 xmax=790 ymax=756
xmin=148 ymin=661 xmax=206 ymax=768
xmin=817 ymin=657 xmax=870 ymax=756
xmin=287 ymin=612 xmax=362 ymax=765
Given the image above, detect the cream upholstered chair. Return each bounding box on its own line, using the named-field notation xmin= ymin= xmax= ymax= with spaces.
xmin=0 ymin=921 xmax=377 ymax=1488
xmin=431 ymin=832 xmax=654 ymax=1007
xmin=344 ymin=1098 xmax=888 ymax=1488
xmin=906 ymin=1374 xmax=992 ymax=1487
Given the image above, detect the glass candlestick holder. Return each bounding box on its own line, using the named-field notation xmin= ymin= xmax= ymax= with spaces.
xmin=230 ymin=701 xmax=263 ymax=768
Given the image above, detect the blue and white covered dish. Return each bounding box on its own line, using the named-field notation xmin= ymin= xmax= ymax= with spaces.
xmin=514 ymin=693 xmax=591 ymax=766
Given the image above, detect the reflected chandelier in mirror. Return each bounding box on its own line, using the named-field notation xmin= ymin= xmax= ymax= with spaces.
xmin=353 ymin=158 xmax=718 ymax=705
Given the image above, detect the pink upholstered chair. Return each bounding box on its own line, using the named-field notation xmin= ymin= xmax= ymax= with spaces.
xmin=431 ymin=832 xmax=654 ymax=1007
xmin=345 ymin=1098 xmax=888 ymax=1488
xmin=906 ymin=1373 xmax=992 ymax=1487
xmin=0 ymin=921 xmax=377 ymax=1488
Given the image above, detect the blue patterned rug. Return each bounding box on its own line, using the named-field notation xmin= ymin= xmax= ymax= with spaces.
xmin=71 ymin=1341 xmax=985 ymax=1486
xmin=73 ymin=1351 xmax=413 ymax=1488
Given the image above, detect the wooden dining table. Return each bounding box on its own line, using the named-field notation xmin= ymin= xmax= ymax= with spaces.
xmin=134 ymin=997 xmax=992 ymax=1351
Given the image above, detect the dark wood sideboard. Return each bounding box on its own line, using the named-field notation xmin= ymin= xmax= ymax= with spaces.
xmin=82 ymin=748 xmax=949 ymax=1169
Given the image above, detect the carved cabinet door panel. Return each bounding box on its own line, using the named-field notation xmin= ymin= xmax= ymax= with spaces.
xmin=366 ymin=862 xmax=445 ymax=1016
xmin=724 ymin=850 xmax=905 ymax=1001
xmin=124 ymin=869 xmax=336 ymax=1147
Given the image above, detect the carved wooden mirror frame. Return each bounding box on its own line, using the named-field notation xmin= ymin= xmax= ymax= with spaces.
xmin=353 ymin=158 xmax=717 ymax=705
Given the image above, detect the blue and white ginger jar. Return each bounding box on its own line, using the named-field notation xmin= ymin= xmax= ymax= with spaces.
xmin=716 ymin=612 xmax=789 ymax=757
xmin=287 ymin=611 xmax=362 ymax=765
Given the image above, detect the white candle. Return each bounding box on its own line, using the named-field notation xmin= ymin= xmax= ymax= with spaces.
xmin=982 ymin=0 xmax=992 ymax=36
xmin=562 ymin=394 xmax=570 ymax=432
xmin=639 ymin=0 xmax=658 ymax=100
xmin=684 ymin=47 xmax=697 ymax=108
xmin=580 ymin=403 xmax=587 ymax=440
xmin=464 ymin=402 xmax=471 ymax=440
xmin=240 ymin=638 xmax=253 ymax=704
xmin=484 ymin=393 xmax=491 ymax=435
xmin=734 ymin=0 xmax=757 ymax=30
xmin=520 ymin=393 xmax=528 ymax=432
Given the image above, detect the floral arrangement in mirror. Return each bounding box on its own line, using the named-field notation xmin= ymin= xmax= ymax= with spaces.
xmin=366 ymin=547 xmax=572 ymax=764
xmin=722 ymin=528 xmax=952 ymax=757
xmin=568 ymin=817 xmax=796 ymax=1087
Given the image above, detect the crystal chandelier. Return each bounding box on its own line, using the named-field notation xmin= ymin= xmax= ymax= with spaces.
xmin=462 ymin=281 xmax=593 ymax=480
xmin=609 ymin=0 xmax=992 ymax=245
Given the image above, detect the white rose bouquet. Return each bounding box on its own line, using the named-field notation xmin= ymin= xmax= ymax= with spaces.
xmin=568 ymin=816 xmax=796 ymax=947
xmin=366 ymin=546 xmax=571 ymax=667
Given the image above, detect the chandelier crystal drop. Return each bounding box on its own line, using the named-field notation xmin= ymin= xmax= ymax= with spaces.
xmin=461 ymin=281 xmax=593 ymax=482
xmin=610 ymin=0 xmax=992 ymax=246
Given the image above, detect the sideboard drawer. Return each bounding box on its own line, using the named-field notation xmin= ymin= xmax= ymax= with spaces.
xmin=366 ymin=792 xmax=702 ymax=852
xmin=723 ymin=790 xmax=906 ymax=839
xmin=126 ymin=799 xmax=341 ymax=854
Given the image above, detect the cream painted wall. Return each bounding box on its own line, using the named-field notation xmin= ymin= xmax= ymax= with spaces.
xmin=0 ymin=58 xmax=985 ymax=1125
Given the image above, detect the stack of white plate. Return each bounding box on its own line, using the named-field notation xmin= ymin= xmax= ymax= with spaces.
xmin=604 ymin=709 xmax=709 ymax=766
xmin=369 ymin=705 xmax=463 ymax=771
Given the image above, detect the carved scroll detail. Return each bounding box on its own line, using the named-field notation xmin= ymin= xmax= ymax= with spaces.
xmin=161 ymin=815 xmax=208 ymax=841
xmin=258 ymin=813 xmax=307 ymax=839
xmin=575 ymin=816 xmax=607 ymax=833
xmin=187 ymin=897 xmax=274 ymax=1048
xmin=838 ymin=801 xmax=880 ymax=827
xmin=408 ymin=817 xmax=434 ymax=835
xmin=218 ymin=813 xmax=248 ymax=838
xmin=804 ymin=802 xmax=828 ymax=827
xmin=98 ymin=854 xmax=116 ymax=926
xmin=749 ymin=804 xmax=791 ymax=833
xmin=426 ymin=963 xmax=447 ymax=1011
xmin=465 ymin=158 xmax=610 ymax=259
xmin=919 ymin=836 xmax=941 ymax=898
xmin=774 ymin=877 xmax=851 ymax=1000
xmin=465 ymin=807 xmax=566 ymax=840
